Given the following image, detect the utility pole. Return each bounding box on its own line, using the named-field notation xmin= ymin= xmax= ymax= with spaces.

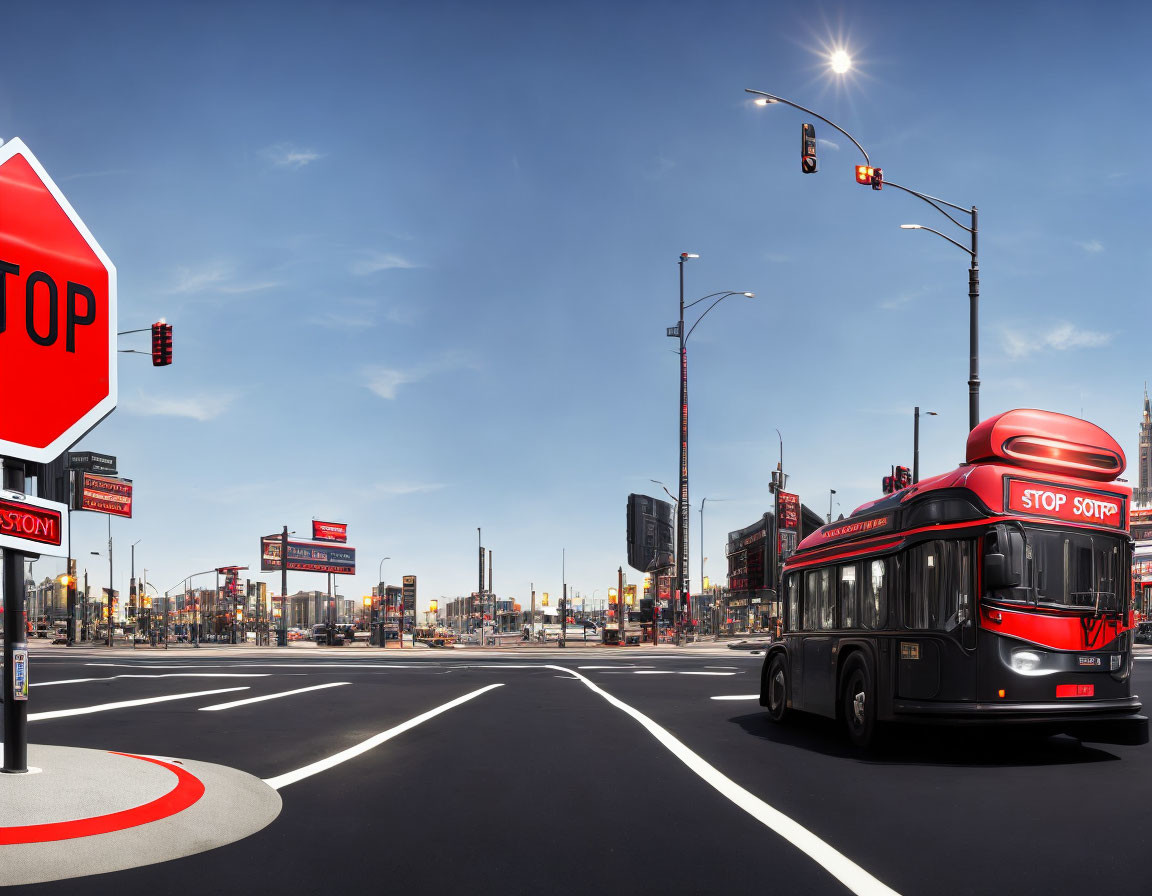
xmin=279 ymin=526 xmax=288 ymax=647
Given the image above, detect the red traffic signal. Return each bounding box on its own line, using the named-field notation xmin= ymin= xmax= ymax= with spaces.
xmin=855 ymin=165 xmax=875 ymax=186
xmin=151 ymin=321 xmax=173 ymax=367
xmin=872 ymin=167 xmax=883 ymax=191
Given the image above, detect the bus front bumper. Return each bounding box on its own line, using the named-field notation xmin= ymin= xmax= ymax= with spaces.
xmin=890 ymin=697 xmax=1148 ymax=745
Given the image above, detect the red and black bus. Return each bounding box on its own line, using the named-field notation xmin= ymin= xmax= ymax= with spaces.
xmin=760 ymin=409 xmax=1148 ymax=748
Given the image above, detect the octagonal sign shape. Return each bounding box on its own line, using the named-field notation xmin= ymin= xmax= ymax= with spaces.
xmin=0 ymin=138 xmax=117 ymax=464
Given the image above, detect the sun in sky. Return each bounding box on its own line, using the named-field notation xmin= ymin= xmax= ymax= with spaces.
xmin=829 ymin=48 xmax=852 ymax=73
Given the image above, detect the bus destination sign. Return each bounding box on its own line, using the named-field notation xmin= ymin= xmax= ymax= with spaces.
xmin=1005 ymin=478 xmax=1127 ymax=530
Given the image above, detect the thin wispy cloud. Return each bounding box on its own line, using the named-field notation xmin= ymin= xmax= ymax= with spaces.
xmin=816 ymin=138 xmax=840 ymax=151
xmin=167 ymin=264 xmax=230 ymax=294
xmin=1078 ymin=239 xmax=1104 ymax=253
xmin=363 ymin=353 xmax=477 ymax=400
xmin=1002 ymin=322 xmax=1111 ymax=359
xmin=373 ymin=481 xmax=446 ymax=496
xmin=363 ymin=367 xmax=420 ymax=399
xmin=880 ymin=287 xmax=929 ymax=310
xmin=60 ymin=168 xmax=133 ymax=182
xmin=643 ymin=154 xmax=676 ymax=180
xmin=351 ymin=252 xmax=419 ymax=276
xmin=309 ymin=310 xmax=377 ymax=330
xmin=122 ymin=390 xmax=237 ymax=422
xmin=263 ymin=142 xmax=322 ymax=169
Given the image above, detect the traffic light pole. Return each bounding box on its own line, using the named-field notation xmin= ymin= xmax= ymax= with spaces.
xmin=745 ymin=88 xmax=979 ymax=430
xmin=2 ymin=458 xmax=30 ymax=773
xmin=279 ymin=526 xmax=288 ymax=647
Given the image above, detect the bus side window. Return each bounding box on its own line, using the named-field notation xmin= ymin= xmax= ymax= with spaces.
xmin=817 ymin=568 xmax=835 ymax=631
xmin=786 ymin=574 xmax=800 ymax=633
xmin=803 ymin=571 xmax=819 ymax=631
xmin=862 ymin=558 xmax=886 ymax=629
xmin=839 ymin=565 xmax=857 ymax=629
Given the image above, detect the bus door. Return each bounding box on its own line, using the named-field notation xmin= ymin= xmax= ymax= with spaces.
xmin=897 ymin=540 xmax=978 ymax=703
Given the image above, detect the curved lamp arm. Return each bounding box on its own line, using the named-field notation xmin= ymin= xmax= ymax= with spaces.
xmin=745 ymin=88 xmax=871 ymax=165
xmin=685 ymin=291 xmax=754 ymax=342
xmin=900 ymin=224 xmax=974 ymax=258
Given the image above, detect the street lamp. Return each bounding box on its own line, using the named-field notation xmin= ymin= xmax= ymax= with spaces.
xmin=376 ymin=556 xmax=391 ymax=646
xmin=747 ymin=87 xmax=981 ymax=431
xmin=669 ymin=256 xmax=756 ymax=642
xmin=913 ymin=407 xmax=939 ymax=484
xmin=827 ymin=489 xmax=837 ymax=525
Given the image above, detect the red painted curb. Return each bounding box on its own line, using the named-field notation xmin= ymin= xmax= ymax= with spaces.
xmin=0 ymin=752 xmax=204 ymax=845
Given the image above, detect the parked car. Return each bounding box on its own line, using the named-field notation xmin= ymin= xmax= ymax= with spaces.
xmin=1136 ymin=621 xmax=1152 ymax=644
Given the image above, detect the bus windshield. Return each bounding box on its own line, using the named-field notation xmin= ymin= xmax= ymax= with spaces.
xmin=988 ymin=525 xmax=1125 ymax=612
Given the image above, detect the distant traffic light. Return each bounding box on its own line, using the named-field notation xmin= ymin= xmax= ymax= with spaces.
xmin=151 ymin=321 xmax=173 ymax=367
xmin=801 ymin=123 xmax=817 ymax=174
xmin=871 ymin=167 xmax=883 ymax=191
xmin=895 ymin=465 xmax=912 ymax=489
xmin=855 ymin=165 xmax=875 ymax=186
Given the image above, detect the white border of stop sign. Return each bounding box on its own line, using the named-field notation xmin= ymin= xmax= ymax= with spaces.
xmin=0 ymin=138 xmax=117 ymax=463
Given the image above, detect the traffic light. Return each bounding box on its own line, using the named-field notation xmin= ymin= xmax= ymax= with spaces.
xmin=640 ymin=597 xmax=654 ymax=623
xmin=871 ymin=167 xmax=883 ymax=190
xmin=151 ymin=321 xmax=173 ymax=367
xmin=801 ymin=123 xmax=817 ymax=174
xmin=855 ymin=165 xmax=875 ymax=186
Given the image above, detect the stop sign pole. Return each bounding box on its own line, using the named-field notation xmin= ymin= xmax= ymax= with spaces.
xmin=0 ymin=139 xmax=116 ymax=774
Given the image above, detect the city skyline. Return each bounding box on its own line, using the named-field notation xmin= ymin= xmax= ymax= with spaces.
xmin=3 ymin=1 xmax=1149 ymax=611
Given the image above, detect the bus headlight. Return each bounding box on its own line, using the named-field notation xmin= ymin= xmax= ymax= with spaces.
xmin=1011 ymin=650 xmax=1042 ymax=673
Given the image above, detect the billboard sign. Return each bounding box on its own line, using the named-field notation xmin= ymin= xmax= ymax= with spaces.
xmin=312 ymin=520 xmax=347 ymax=543
xmin=260 ymin=536 xmax=356 ymax=575
xmin=402 ymin=575 xmax=416 ymax=617
xmin=75 ymin=472 xmax=133 ymax=517
xmin=0 ymin=489 xmax=68 ymax=557
xmin=778 ymin=491 xmax=800 ymax=530
xmin=66 ymin=451 xmax=117 ymax=475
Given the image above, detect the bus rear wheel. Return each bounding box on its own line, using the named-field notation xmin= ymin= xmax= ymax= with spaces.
xmin=840 ymin=655 xmax=878 ymax=749
xmin=765 ymin=654 xmax=789 ymax=723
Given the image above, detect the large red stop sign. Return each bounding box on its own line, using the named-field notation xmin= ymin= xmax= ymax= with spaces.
xmin=0 ymin=139 xmax=117 ymax=463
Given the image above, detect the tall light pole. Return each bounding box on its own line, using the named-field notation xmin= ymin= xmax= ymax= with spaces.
xmin=827 ymin=489 xmax=837 ymax=524
xmin=377 ymin=556 xmax=390 ymax=646
xmin=670 ymin=255 xmax=755 ymax=642
xmin=913 ymin=407 xmax=939 ymax=484
xmin=747 ymin=87 xmax=980 ymax=430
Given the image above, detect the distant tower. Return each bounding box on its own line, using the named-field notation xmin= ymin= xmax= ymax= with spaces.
xmin=1138 ymin=385 xmax=1152 ymax=507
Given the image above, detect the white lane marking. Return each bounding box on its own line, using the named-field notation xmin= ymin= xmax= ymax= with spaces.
xmin=33 ymin=673 xmax=270 ymax=687
xmin=27 ymin=687 xmax=250 ymax=722
xmin=681 ymin=672 xmax=737 ymax=676
xmin=706 ymin=666 xmax=739 ymax=670
xmin=200 ymin=682 xmax=350 ymax=711
xmin=263 ymin=683 xmax=504 ymax=790
xmin=634 ymin=670 xmax=676 ymax=675
xmin=710 ymin=695 xmax=761 ymax=701
xmin=578 ymin=665 xmax=652 ymax=670
xmin=550 ymin=665 xmax=901 ymax=896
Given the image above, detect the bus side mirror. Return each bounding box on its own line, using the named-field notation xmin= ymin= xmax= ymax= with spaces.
xmin=984 ymin=553 xmax=1019 ymax=590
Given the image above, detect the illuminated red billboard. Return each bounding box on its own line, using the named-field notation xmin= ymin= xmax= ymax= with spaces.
xmin=75 ymin=473 xmax=133 ymax=518
xmin=312 ymin=520 xmax=347 ymax=543
xmin=261 ymin=536 xmax=356 ymax=575
xmin=0 ymin=490 xmax=68 ymax=556
xmin=777 ymin=491 xmax=800 ymax=530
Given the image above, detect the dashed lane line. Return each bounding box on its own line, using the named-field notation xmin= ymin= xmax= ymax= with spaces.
xmin=263 ymin=683 xmax=504 ymax=790
xmin=200 ymin=682 xmax=350 ymax=711
xmin=711 ymin=695 xmax=761 ymax=701
xmin=27 ymin=688 xmax=250 ymax=722
xmin=550 ymin=665 xmax=901 ymax=896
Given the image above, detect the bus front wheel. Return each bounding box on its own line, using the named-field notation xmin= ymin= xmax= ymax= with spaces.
xmin=840 ymin=654 xmax=877 ymax=749
xmin=765 ymin=654 xmax=789 ymax=723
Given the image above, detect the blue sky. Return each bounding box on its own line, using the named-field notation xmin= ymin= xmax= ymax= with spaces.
xmin=5 ymin=1 xmax=1150 ymax=612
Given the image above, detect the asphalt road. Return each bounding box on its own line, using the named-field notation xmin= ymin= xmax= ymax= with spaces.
xmin=7 ymin=645 xmax=1152 ymax=895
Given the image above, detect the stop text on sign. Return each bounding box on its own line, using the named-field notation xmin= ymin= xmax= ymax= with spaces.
xmin=0 ymin=261 xmax=98 ymax=351
xmin=0 ymin=490 xmax=68 ymax=556
xmin=1006 ymin=478 xmax=1126 ymax=528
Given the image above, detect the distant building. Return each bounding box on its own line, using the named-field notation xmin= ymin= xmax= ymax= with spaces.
xmin=1137 ymin=385 xmax=1151 ymax=507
